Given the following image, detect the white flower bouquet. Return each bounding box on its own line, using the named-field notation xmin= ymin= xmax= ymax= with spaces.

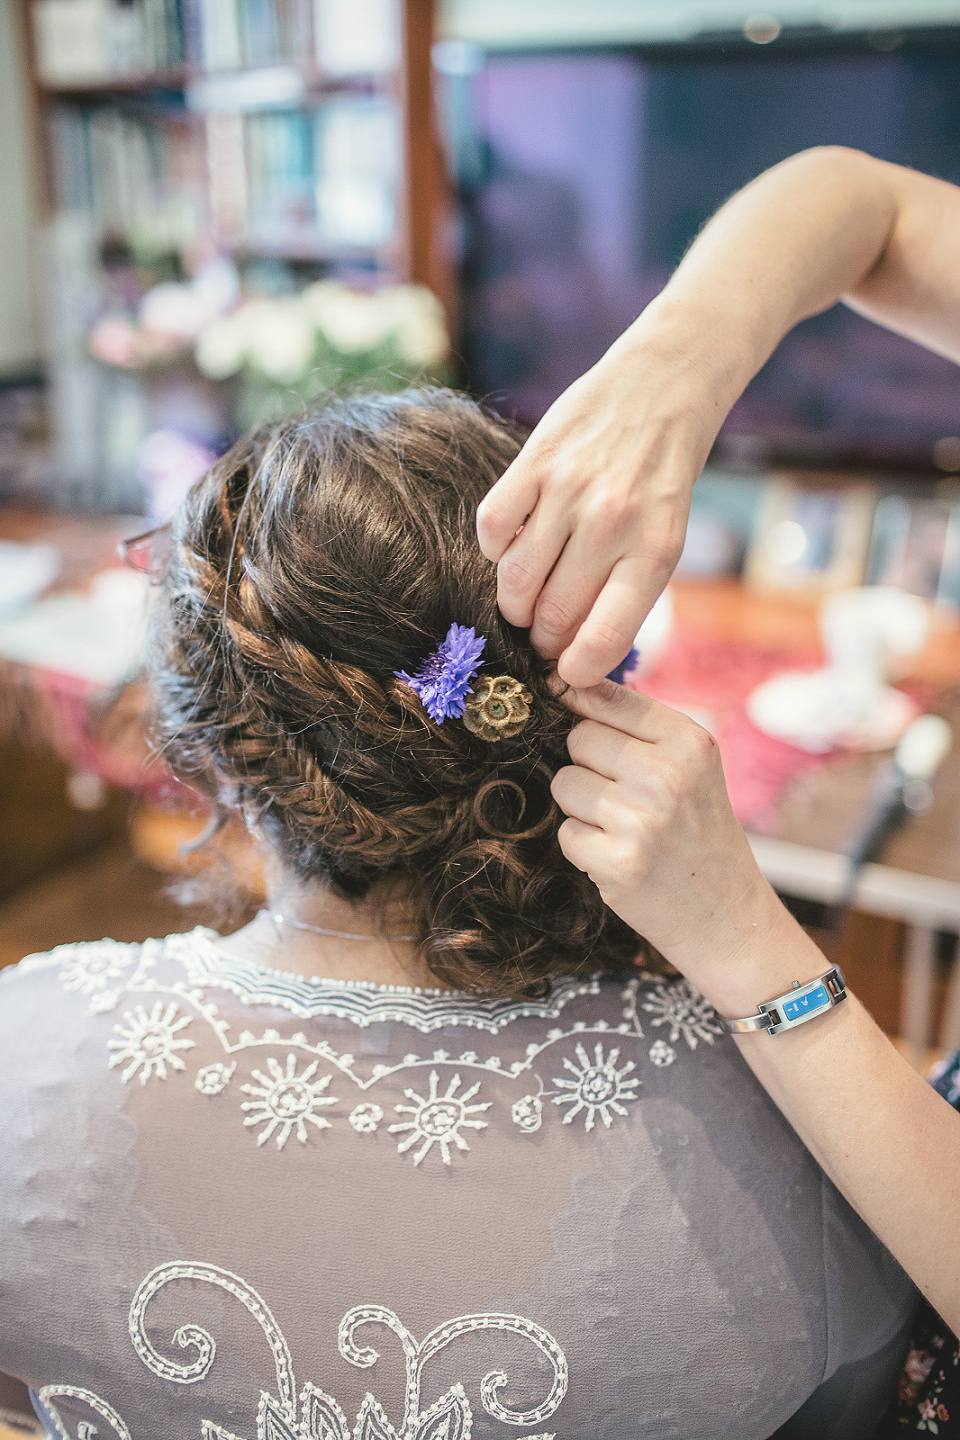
xmin=194 ymin=279 xmax=450 ymax=426
xmin=88 ymin=259 xmax=240 ymax=370
xmin=88 ymin=270 xmax=450 ymax=428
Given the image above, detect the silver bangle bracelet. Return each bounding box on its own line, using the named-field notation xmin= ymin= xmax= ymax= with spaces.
xmin=719 ymin=966 xmax=847 ymax=1036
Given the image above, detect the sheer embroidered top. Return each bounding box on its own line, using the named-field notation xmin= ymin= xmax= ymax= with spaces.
xmin=0 ymin=929 xmax=915 ymax=1440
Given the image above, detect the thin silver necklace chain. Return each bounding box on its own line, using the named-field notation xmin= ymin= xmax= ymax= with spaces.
xmin=267 ymin=911 xmax=418 ymax=943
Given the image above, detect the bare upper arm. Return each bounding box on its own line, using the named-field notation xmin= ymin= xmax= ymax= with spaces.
xmin=845 ymin=158 xmax=960 ymax=363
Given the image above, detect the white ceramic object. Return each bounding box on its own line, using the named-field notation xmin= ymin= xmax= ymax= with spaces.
xmin=746 ymin=586 xmax=930 ymax=754
xmin=0 ymin=568 xmax=151 ymax=688
xmin=631 ymin=588 xmax=674 ymax=676
xmin=747 ymin=669 xmax=918 ymax=753
xmin=895 ymin=713 xmax=953 ymax=779
xmin=0 ymin=541 xmax=61 ymax=615
xmin=819 ymin=586 xmax=930 ymax=677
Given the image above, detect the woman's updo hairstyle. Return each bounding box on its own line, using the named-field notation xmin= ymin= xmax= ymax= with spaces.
xmin=154 ymin=388 xmax=645 ymax=995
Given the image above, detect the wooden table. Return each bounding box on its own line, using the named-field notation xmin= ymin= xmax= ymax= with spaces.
xmin=0 ymin=506 xmax=140 ymax=587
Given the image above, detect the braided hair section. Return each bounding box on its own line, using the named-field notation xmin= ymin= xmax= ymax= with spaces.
xmin=152 ymin=389 xmax=646 ymax=995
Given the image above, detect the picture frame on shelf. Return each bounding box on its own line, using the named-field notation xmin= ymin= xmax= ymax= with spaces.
xmin=744 ymin=473 xmax=877 ymax=595
xmin=866 ymin=491 xmax=960 ymax=615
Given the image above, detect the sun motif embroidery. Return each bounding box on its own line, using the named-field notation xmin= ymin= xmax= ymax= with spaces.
xmin=552 ymin=1042 xmax=640 ymax=1131
xmin=75 ymin=929 xmax=718 ymax=1168
xmin=389 ymin=1070 xmax=491 ymax=1166
xmin=59 ymin=940 xmax=136 ymax=998
xmin=240 ymin=1055 xmax=337 ymax=1149
xmin=107 ymin=1002 xmax=196 ymax=1085
xmin=640 ymin=977 xmax=723 ymax=1050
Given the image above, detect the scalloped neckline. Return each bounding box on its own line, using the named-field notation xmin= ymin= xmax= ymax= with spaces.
xmin=188 ymin=927 xmax=471 ymax=999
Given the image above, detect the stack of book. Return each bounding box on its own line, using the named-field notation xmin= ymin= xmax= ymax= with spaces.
xmin=32 ymin=0 xmax=400 ymax=83
xmin=32 ymin=0 xmax=410 ymax=506
xmin=47 ymin=95 xmax=398 ymax=257
xmin=33 ymin=0 xmax=186 ymax=83
xmin=194 ymin=0 xmax=400 ymax=75
xmin=49 ymin=105 xmax=202 ymax=255
xmin=38 ymin=0 xmax=404 ymax=258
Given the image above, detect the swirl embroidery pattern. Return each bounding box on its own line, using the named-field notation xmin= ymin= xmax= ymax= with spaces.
xmin=39 ymin=1261 xmax=568 ymax=1440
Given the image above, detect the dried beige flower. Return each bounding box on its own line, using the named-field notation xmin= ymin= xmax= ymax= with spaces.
xmin=462 ymin=675 xmax=531 ymax=741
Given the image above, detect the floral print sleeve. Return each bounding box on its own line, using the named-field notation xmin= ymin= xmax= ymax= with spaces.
xmin=873 ymin=1047 xmax=960 ymax=1438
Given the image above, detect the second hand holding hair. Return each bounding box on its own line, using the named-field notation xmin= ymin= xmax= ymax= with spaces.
xmin=550 ymin=679 xmax=960 ymax=1333
xmin=550 ymin=680 xmax=799 ymax=1009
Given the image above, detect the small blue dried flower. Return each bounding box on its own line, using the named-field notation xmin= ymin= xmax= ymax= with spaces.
xmin=396 ymin=623 xmax=487 ymax=724
xmin=607 ymin=647 xmax=640 ymax=684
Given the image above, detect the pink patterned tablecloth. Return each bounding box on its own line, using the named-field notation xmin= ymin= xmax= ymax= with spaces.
xmin=629 ymin=628 xmax=930 ymax=833
xmin=0 ymin=662 xmax=183 ymax=806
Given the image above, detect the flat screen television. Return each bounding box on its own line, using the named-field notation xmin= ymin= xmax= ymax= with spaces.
xmin=446 ymin=28 xmax=960 ymax=473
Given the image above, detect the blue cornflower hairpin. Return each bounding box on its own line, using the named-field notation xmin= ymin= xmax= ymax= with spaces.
xmin=607 ymin=647 xmax=640 ymax=684
xmin=396 ymin=623 xmax=487 ymax=724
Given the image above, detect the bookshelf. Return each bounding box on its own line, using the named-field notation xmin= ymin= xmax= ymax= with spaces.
xmin=17 ymin=0 xmax=449 ymax=510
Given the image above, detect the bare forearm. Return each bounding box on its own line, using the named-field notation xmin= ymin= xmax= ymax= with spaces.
xmin=741 ymin=1001 xmax=960 ymax=1330
xmin=608 ymin=148 xmax=960 ymax=1320
xmin=694 ymin=900 xmax=960 ymax=1330
xmin=605 ymin=146 xmax=902 ymax=409
xmin=555 ymin=683 xmax=960 ymax=1325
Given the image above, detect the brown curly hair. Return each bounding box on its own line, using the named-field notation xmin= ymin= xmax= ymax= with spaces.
xmin=152 ymin=388 xmax=647 ymax=996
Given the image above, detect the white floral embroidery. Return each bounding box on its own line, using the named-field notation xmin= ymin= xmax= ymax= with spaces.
xmin=349 ymin=1102 xmax=383 ymax=1134
xmin=196 ymin=1061 xmax=236 ymax=1095
xmin=122 ymin=1262 xmax=568 ymax=1440
xmin=552 ymin=1042 xmax=640 ymax=1131
xmin=240 ymin=1056 xmax=337 ymax=1149
xmin=33 ymin=931 xmax=718 ymax=1164
xmin=389 ymin=1071 xmax=491 ymax=1166
xmin=88 ymin=990 xmax=121 ymax=1015
xmin=54 ymin=940 xmax=138 ymax=998
xmin=640 ymin=977 xmax=724 ymax=1050
xmin=619 ymin=976 xmax=649 ymax=1035
xmin=511 ymin=1094 xmax=543 ymax=1133
xmin=107 ymin=1002 xmax=195 ymax=1085
xmin=648 ymin=1039 xmax=676 ymax=1068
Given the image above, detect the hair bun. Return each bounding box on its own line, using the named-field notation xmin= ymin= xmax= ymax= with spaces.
xmin=153 ymin=389 xmax=646 ymax=995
